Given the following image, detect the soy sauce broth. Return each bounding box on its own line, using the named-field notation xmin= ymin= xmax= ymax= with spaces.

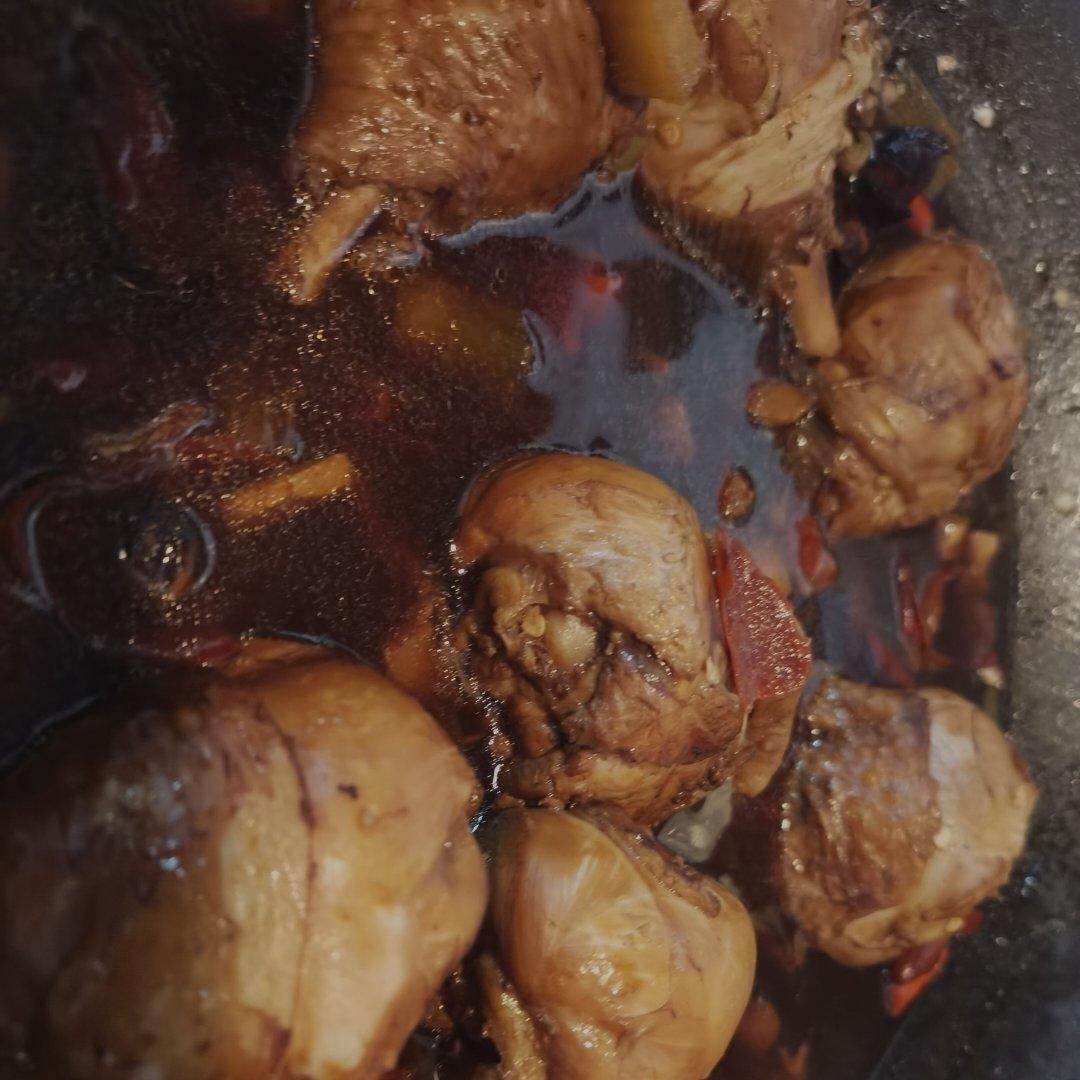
xmin=3 ymin=167 xmax=789 ymax=669
xmin=2 ymin=164 xmax=1001 ymax=684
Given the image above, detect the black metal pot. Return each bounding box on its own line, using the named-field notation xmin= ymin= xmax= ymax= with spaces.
xmin=869 ymin=2 xmax=1080 ymax=1076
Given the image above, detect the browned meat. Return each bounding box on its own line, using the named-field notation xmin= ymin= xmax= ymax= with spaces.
xmin=280 ymin=0 xmax=624 ymax=300
xmin=452 ymin=453 xmax=746 ymax=825
xmin=788 ymin=237 xmax=1028 ymax=537
xmin=639 ymin=0 xmax=879 ymax=331
xmin=752 ymin=677 xmax=1035 ymax=967
xmin=481 ymin=807 xmax=755 ymax=1079
xmin=0 ymin=642 xmax=487 ymax=1079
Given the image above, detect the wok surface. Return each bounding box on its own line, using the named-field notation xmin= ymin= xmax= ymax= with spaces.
xmin=875 ymin=1 xmax=1080 ymax=1077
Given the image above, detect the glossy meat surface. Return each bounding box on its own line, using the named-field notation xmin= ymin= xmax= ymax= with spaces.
xmin=297 ymin=0 xmax=621 ymax=231
xmin=453 ymin=453 xmax=746 ymax=823
xmin=640 ymin=0 xmax=877 ymax=290
xmin=762 ymin=677 xmax=1036 ymax=966
xmin=483 ymin=808 xmax=755 ymax=1079
xmin=797 ymin=237 xmax=1029 ymax=536
xmin=0 ymin=645 xmax=487 ymax=1078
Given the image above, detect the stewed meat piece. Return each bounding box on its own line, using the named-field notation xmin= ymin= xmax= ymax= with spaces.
xmin=639 ymin=0 xmax=878 ymax=334
xmin=789 ymin=237 xmax=1028 ymax=536
xmin=0 ymin=642 xmax=487 ymax=1079
xmin=453 ymin=453 xmax=809 ymax=823
xmin=481 ymin=807 xmax=755 ymax=1079
xmin=280 ymin=0 xmax=624 ymax=300
xmin=749 ymin=677 xmax=1035 ymax=967
xmin=453 ymin=454 xmax=743 ymax=824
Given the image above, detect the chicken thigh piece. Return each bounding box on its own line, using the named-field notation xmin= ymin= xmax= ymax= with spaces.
xmin=787 ymin=237 xmax=1028 ymax=537
xmin=638 ymin=0 xmax=879 ymax=348
xmin=279 ymin=0 xmax=624 ymax=300
xmin=0 ymin=643 xmax=487 ymax=1079
xmin=452 ymin=453 xmax=747 ymax=824
xmin=480 ymin=807 xmax=756 ymax=1080
xmin=747 ymin=677 xmax=1035 ymax=967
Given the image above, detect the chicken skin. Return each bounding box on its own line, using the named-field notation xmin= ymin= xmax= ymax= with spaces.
xmin=281 ymin=0 xmax=624 ymax=300
xmin=480 ymin=807 xmax=755 ymax=1079
xmin=792 ymin=237 xmax=1029 ymax=536
xmin=744 ymin=677 xmax=1035 ymax=967
xmin=453 ymin=453 xmax=808 ymax=824
xmin=640 ymin=0 xmax=879 ymax=338
xmin=453 ymin=453 xmax=743 ymax=823
xmin=0 ymin=643 xmax=487 ymax=1079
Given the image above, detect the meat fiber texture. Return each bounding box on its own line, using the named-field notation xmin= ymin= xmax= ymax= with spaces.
xmin=802 ymin=237 xmax=1029 ymax=536
xmin=453 ymin=453 xmax=748 ymax=825
xmin=296 ymin=0 xmax=621 ymax=231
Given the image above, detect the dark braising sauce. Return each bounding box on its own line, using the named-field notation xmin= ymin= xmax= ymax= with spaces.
xmin=0 ymin=8 xmax=1010 ymax=1078
xmin=4 ymin=172 xmax=795 ymax=679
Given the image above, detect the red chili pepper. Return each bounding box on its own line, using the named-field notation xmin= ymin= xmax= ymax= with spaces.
xmin=883 ymin=940 xmax=950 ymax=1018
xmin=916 ymin=566 xmax=958 ymax=671
xmin=907 ymin=194 xmax=935 ymax=236
xmin=960 ymin=908 xmax=985 ymax=937
xmin=795 ymin=515 xmax=839 ymax=593
xmin=895 ymin=554 xmax=927 ymax=665
xmin=583 ymin=264 xmax=623 ymax=296
xmin=715 ymin=530 xmax=812 ymax=702
xmin=867 ymin=631 xmax=917 ymax=688
xmin=556 ymin=262 xmax=624 ymax=352
xmin=33 ymin=360 xmax=87 ymax=393
xmin=26 ymin=330 xmax=131 ymax=410
xmin=639 ymin=351 xmax=671 ymax=375
xmin=918 ymin=567 xmax=953 ymax=644
xmin=0 ymin=478 xmax=58 ymax=586
xmin=732 ymin=997 xmax=781 ymax=1057
xmin=935 ymin=570 xmax=1000 ymax=674
xmin=891 ymin=938 xmax=949 ymax=984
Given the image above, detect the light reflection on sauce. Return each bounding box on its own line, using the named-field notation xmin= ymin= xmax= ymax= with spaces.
xmin=4 ymin=176 xmax=808 ymax=671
